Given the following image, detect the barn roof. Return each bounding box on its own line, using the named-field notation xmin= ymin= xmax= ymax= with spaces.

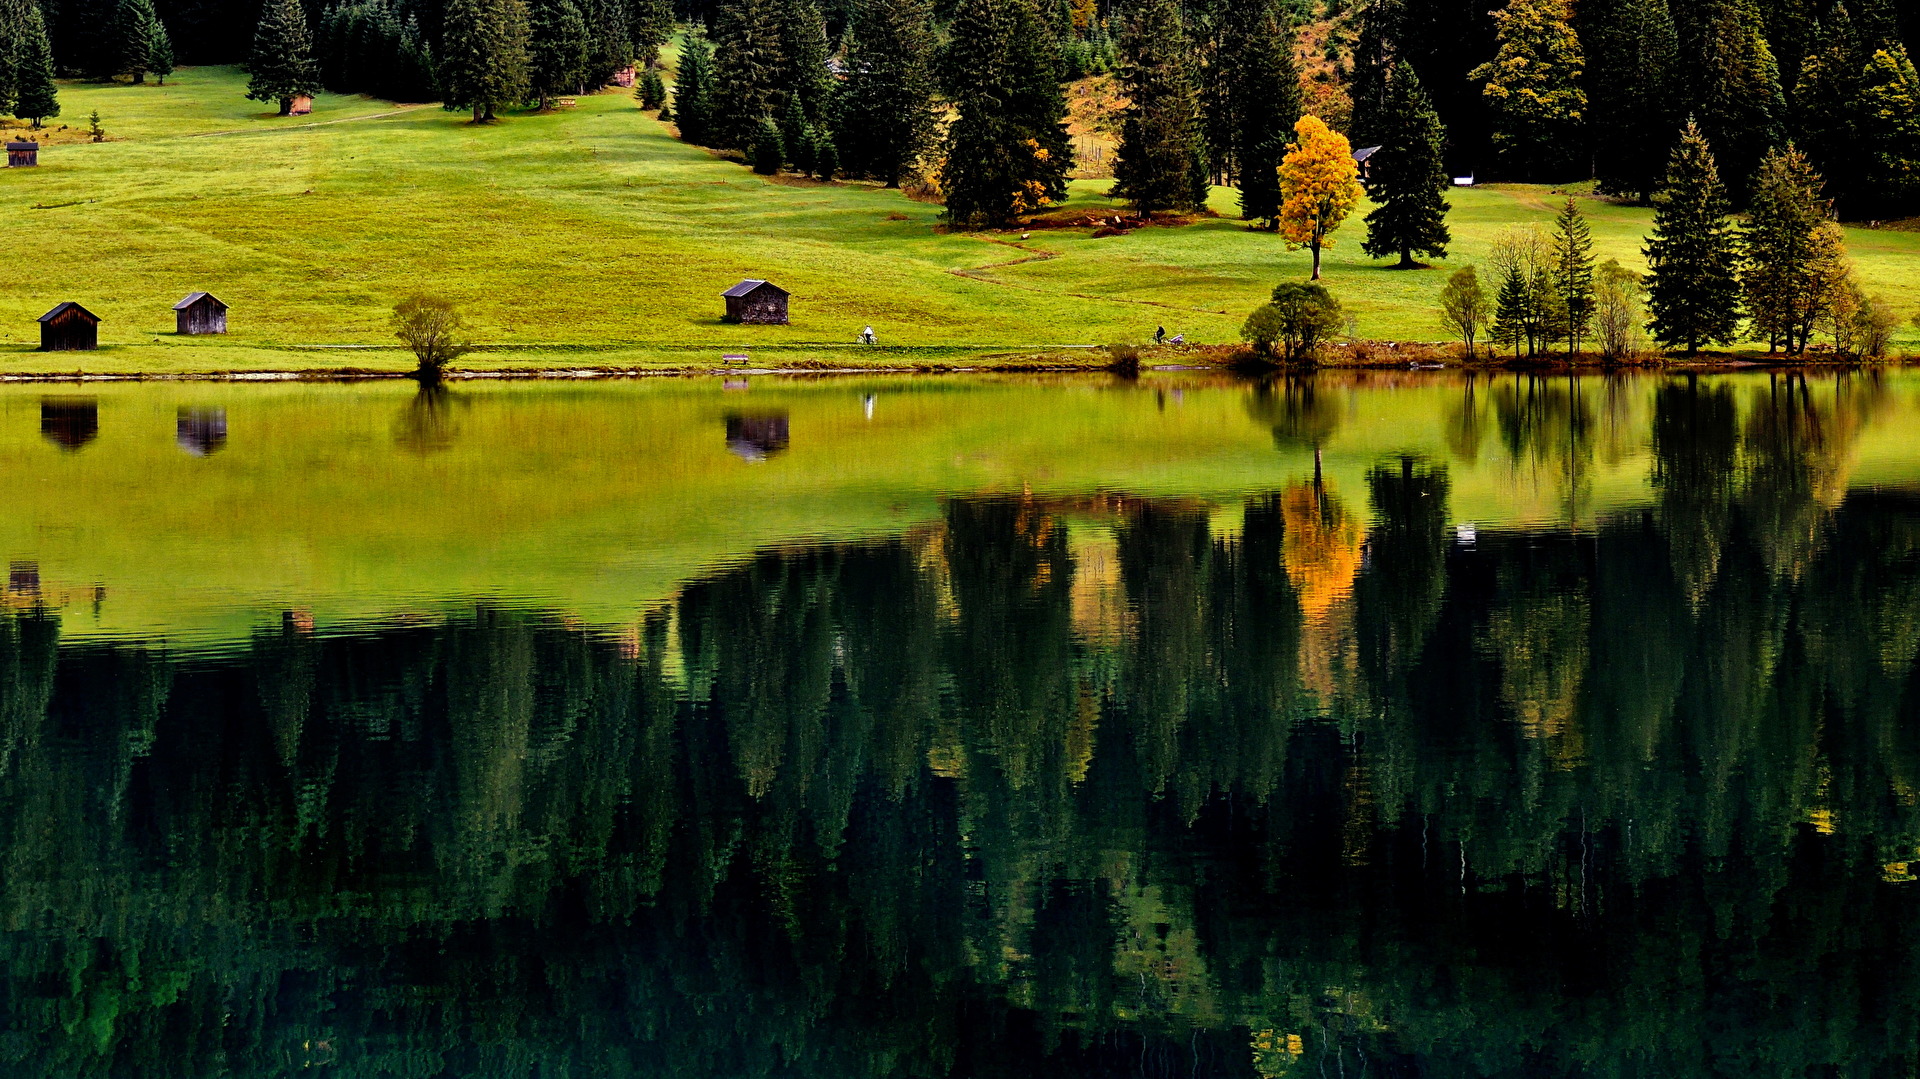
xmin=1352 ymin=145 xmax=1382 ymax=163
xmin=723 ymin=279 xmax=789 ymax=298
xmin=173 ymin=291 xmax=227 ymax=311
xmin=37 ymin=302 xmax=98 ymax=324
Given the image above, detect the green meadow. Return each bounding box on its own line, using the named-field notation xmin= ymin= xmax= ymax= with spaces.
xmin=2 ymin=66 xmax=1916 ymax=375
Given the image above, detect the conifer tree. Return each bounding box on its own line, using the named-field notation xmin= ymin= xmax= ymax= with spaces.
xmin=1361 ymin=63 xmax=1450 ymax=268
xmin=940 ymin=0 xmax=1073 ymax=227
xmin=627 ymin=0 xmax=672 ymax=64
xmin=1549 ymin=196 xmax=1594 ymax=353
xmin=751 ymin=113 xmax=785 ymax=172
xmin=440 ymin=0 xmax=532 ymax=121
xmin=397 ymin=16 xmax=438 ymax=100
xmin=113 ymin=0 xmax=164 ymax=82
xmin=776 ymin=0 xmax=832 ymax=120
xmin=1856 ymin=46 xmax=1920 ymax=215
xmin=1109 ymin=0 xmax=1206 ymax=214
xmin=672 ymin=32 xmax=718 ymax=145
xmin=1347 ymin=0 xmax=1402 ymax=148
xmin=11 ymin=1 xmax=58 ymax=127
xmin=579 ymin=0 xmax=632 ymax=88
xmin=1278 ymin=114 xmax=1361 ymax=280
xmin=246 ymin=0 xmax=321 ymax=114
xmin=1587 ymin=0 xmax=1678 ymax=202
xmin=833 ymin=0 xmax=936 ymax=187
xmin=637 ymin=66 xmax=665 ymax=108
xmin=1644 ymin=121 xmax=1744 ymax=354
xmin=528 ymin=0 xmax=590 ymax=107
xmin=1741 ymin=144 xmax=1846 ymax=353
xmin=145 ymin=11 xmax=173 ymax=84
xmin=1792 ymin=6 xmax=1866 ymax=211
xmin=1224 ymin=0 xmax=1300 ymax=226
xmin=1491 ymin=265 xmax=1529 ymax=357
xmin=1689 ymin=0 xmax=1785 ymax=200
xmin=711 ymin=0 xmax=782 ymax=148
xmin=1471 ymin=0 xmax=1585 ymax=179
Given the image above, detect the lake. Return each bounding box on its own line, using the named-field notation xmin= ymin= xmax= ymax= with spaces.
xmin=2 ymin=370 xmax=1917 ymax=1077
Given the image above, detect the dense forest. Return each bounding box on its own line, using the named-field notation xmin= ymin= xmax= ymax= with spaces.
xmin=17 ymin=0 xmax=1919 ymax=220
xmin=3 ymin=375 xmax=1920 ymax=1074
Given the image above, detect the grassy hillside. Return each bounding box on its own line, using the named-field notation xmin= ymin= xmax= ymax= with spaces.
xmin=0 ymin=67 xmax=1915 ymax=375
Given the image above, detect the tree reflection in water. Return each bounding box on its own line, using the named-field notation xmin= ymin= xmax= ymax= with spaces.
xmin=0 ymin=377 xmax=1916 ymax=1076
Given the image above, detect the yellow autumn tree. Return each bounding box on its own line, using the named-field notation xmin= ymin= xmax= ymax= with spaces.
xmin=1278 ymin=115 xmax=1361 ymax=280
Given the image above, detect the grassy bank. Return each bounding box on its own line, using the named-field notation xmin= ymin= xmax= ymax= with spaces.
xmin=1 ymin=67 xmax=1915 ymax=376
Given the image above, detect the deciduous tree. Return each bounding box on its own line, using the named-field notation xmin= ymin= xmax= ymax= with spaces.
xmin=1472 ymin=0 xmax=1585 ymax=179
xmin=1277 ymin=115 xmax=1360 ymax=280
xmin=1438 ymin=265 xmax=1487 ymax=358
xmin=1741 ymin=144 xmax=1845 ymax=353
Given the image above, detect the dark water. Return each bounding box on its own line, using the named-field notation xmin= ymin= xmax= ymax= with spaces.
xmin=3 ymin=372 xmax=1920 ymax=1077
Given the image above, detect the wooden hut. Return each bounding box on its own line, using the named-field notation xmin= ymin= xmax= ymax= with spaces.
xmin=173 ymin=292 xmax=228 ymax=335
xmin=722 ymin=280 xmax=790 ymax=325
xmin=37 ymin=302 xmax=99 ymax=351
xmin=6 ymin=141 xmax=37 ymax=167
xmin=289 ymin=96 xmax=314 ymax=116
xmin=612 ymin=66 xmax=636 ymax=87
xmin=1351 ymin=145 xmax=1381 ymax=182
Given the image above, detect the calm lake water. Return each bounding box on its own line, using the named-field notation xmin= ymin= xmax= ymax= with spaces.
xmin=3 ymin=370 xmax=1919 ymax=1077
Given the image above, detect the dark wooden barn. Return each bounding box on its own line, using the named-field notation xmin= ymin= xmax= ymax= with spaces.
xmin=722 ymin=280 xmax=790 ymax=325
xmin=7 ymin=141 xmax=37 ymax=167
xmin=174 ymin=292 xmax=228 ymax=335
xmin=37 ymin=302 xmax=99 ymax=351
xmin=1351 ymin=145 xmax=1381 ymax=182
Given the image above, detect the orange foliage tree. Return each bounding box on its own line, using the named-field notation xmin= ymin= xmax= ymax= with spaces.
xmin=1277 ymin=115 xmax=1361 ymax=280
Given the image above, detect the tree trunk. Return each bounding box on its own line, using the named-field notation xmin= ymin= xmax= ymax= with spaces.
xmin=279 ymin=98 xmax=292 ymax=116
xmin=1310 ymin=242 xmax=1322 ymax=280
xmin=474 ymin=103 xmax=485 ymax=122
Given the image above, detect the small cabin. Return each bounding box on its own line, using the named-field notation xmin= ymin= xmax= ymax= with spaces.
xmin=612 ymin=66 xmax=636 ymax=88
xmin=289 ymin=96 xmax=314 ymax=116
xmin=722 ymin=279 xmax=790 ymax=325
xmin=6 ymin=141 xmax=37 ymax=167
xmin=1352 ymin=145 xmax=1382 ymax=182
xmin=173 ymin=291 xmax=228 ymax=335
xmin=37 ymin=302 xmax=99 ymax=351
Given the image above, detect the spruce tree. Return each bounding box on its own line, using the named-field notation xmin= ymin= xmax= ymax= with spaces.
xmin=672 ymin=32 xmax=718 ymax=145
xmin=776 ymin=0 xmax=832 ymax=121
xmin=940 ymin=0 xmax=1072 ymax=227
xmin=750 ymin=113 xmax=785 ymax=172
xmin=396 ymin=16 xmax=438 ymax=101
xmin=637 ymin=66 xmax=665 ymax=108
xmin=1109 ymin=0 xmax=1206 ymax=213
xmin=1689 ymin=0 xmax=1785 ymax=200
xmin=528 ymin=0 xmax=589 ymax=107
xmin=1224 ymin=0 xmax=1299 ymax=226
xmin=1587 ymin=0 xmax=1678 ymax=202
xmin=1361 ymin=62 xmax=1450 ymax=267
xmin=1549 ymin=196 xmax=1594 ymax=353
xmin=247 ymin=0 xmax=321 ymax=114
xmin=1644 ymin=121 xmax=1744 ymax=354
xmin=1348 ymin=0 xmax=1402 ymax=148
xmin=1856 ymin=46 xmax=1920 ymax=216
xmin=710 ymin=0 xmax=782 ymax=148
xmin=113 ymin=0 xmax=164 ymax=82
xmin=579 ymin=0 xmax=630 ymax=88
xmin=145 ymin=8 xmax=173 ymax=83
xmin=440 ymin=0 xmax=532 ymax=122
xmin=832 ymin=0 xmax=936 ymax=187
xmin=1491 ymin=265 xmax=1529 ymax=357
xmin=11 ymin=1 xmax=58 ymax=127
xmin=627 ymin=0 xmax=673 ymax=64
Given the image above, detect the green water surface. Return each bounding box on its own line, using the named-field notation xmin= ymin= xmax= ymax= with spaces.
xmin=1 ymin=370 xmax=1917 ymax=1077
